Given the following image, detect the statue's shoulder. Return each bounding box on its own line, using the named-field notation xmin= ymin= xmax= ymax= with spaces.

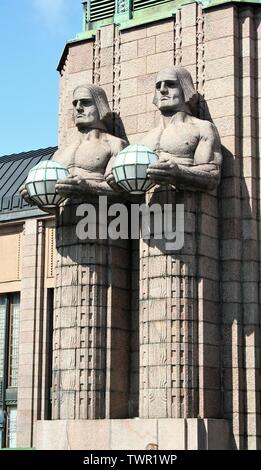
xmin=190 ymin=115 xmax=219 ymax=139
xmin=52 ymin=140 xmax=81 ymax=165
xmin=105 ymin=133 xmax=128 ymax=154
xmin=140 ymin=126 xmax=161 ymax=150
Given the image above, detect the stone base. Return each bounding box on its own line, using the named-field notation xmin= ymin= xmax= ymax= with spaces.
xmin=35 ymin=418 xmax=232 ymax=450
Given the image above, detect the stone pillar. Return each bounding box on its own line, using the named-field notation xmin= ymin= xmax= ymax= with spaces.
xmin=255 ymin=7 xmax=261 ymax=451
xmin=204 ymin=4 xmax=243 ymax=449
xmin=17 ymin=220 xmax=45 ymax=447
xmin=139 ymin=187 xmax=221 ymax=419
xmin=52 ymin=201 xmax=130 ymax=420
xmin=204 ymin=4 xmax=261 ymax=449
xmin=238 ymin=7 xmax=261 ymax=450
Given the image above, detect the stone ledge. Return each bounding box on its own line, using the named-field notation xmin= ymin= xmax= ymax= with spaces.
xmin=35 ymin=418 xmax=231 ymax=450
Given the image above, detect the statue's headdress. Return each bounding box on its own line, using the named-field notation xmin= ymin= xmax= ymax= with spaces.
xmin=153 ymin=66 xmax=198 ymax=110
xmin=73 ymin=84 xmax=112 ymax=129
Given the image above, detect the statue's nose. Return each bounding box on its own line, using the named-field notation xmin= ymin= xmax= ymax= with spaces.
xmin=76 ymin=101 xmax=83 ymax=110
xmin=160 ymin=82 xmax=167 ymax=93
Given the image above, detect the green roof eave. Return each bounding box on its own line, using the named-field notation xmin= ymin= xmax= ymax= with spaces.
xmin=119 ymin=0 xmax=261 ymax=30
xmin=119 ymin=0 xmax=192 ymax=30
xmin=57 ymin=0 xmax=261 ymax=72
xmin=201 ymin=0 xmax=261 ymax=6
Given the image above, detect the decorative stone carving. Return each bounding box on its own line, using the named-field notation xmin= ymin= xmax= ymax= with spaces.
xmin=93 ymin=30 xmax=101 ymax=85
xmin=116 ymin=0 xmax=130 ymax=14
xmin=142 ymin=66 xmax=222 ymax=192
xmin=113 ymin=27 xmax=121 ymax=117
xmin=54 ymin=84 xmax=127 ymax=197
xmin=174 ymin=10 xmax=182 ymax=66
xmin=51 ymin=84 xmax=130 ymax=420
xmin=139 ymin=66 xmax=223 ymax=419
xmin=21 ymin=84 xmax=127 ymax=206
xmin=20 ymin=84 xmax=130 ymax=420
xmin=196 ymin=5 xmax=206 ymax=119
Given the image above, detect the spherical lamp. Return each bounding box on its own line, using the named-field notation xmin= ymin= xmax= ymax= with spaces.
xmin=25 ymin=160 xmax=69 ymax=208
xmin=112 ymin=144 xmax=158 ymax=194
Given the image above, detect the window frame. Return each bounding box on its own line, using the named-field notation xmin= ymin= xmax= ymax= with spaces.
xmin=0 ymin=292 xmax=20 ymax=449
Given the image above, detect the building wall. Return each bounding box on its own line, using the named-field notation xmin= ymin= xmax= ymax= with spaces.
xmin=0 ymin=217 xmax=55 ymax=448
xmin=56 ymin=3 xmax=261 ymax=449
xmin=0 ymin=224 xmax=22 ymax=293
xmin=1 ymin=2 xmax=257 ymax=450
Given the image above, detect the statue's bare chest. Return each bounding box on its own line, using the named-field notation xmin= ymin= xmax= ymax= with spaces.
xmin=158 ymin=123 xmax=199 ymax=157
xmin=74 ymin=141 xmax=111 ymax=170
xmin=57 ymin=139 xmax=112 ymax=172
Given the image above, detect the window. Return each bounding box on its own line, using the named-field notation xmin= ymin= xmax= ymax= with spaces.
xmin=46 ymin=289 xmax=54 ymax=420
xmin=133 ymin=0 xmax=170 ymax=11
xmin=83 ymin=0 xmax=173 ymax=28
xmin=8 ymin=295 xmax=20 ymax=388
xmin=90 ymin=0 xmax=115 ymax=22
xmin=6 ymin=407 xmax=17 ymax=449
xmin=0 ymin=293 xmax=20 ymax=449
xmin=0 ymin=297 xmax=7 ymax=392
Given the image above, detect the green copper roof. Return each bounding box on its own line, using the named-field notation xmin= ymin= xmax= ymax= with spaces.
xmin=202 ymin=0 xmax=260 ymax=6
xmin=80 ymin=0 xmax=261 ymax=35
xmin=57 ymin=0 xmax=260 ymax=70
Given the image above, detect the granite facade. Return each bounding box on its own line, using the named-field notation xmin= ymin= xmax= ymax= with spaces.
xmin=9 ymin=2 xmax=261 ymax=450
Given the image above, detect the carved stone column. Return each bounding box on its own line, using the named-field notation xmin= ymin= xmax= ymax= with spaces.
xmin=52 ymin=200 xmax=130 ymax=420
xmin=139 ymin=186 xmax=221 ymax=419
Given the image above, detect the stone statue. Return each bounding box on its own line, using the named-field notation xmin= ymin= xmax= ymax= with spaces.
xmin=141 ymin=66 xmax=222 ymax=191
xmin=21 ymin=84 xmax=127 ymax=206
xmin=54 ymin=84 xmax=127 ymax=197
xmin=138 ymin=67 xmax=223 ymax=420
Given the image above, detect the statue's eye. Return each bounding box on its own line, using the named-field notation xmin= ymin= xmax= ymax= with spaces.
xmin=73 ymin=99 xmax=92 ymax=107
xmin=165 ymin=81 xmax=176 ymax=88
xmin=81 ymin=99 xmax=92 ymax=106
xmin=156 ymin=82 xmax=161 ymax=90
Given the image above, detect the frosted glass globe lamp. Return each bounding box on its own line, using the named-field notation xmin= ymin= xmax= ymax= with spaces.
xmin=112 ymin=144 xmax=158 ymax=194
xmin=25 ymin=161 xmax=69 ymax=208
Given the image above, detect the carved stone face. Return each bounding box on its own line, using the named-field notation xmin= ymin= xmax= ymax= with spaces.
xmin=73 ymin=87 xmax=100 ymax=129
xmin=154 ymin=69 xmax=185 ymax=113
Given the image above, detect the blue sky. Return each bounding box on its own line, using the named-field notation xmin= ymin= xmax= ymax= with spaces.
xmin=0 ymin=0 xmax=83 ymax=156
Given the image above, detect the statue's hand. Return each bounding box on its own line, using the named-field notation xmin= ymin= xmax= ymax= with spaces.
xmin=147 ymin=159 xmax=179 ymax=185
xmin=105 ymin=171 xmax=121 ymax=192
xmin=55 ymin=176 xmax=88 ymax=196
xmin=19 ymin=185 xmax=35 ymax=206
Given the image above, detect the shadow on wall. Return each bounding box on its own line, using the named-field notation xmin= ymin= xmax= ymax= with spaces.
xmin=205 ymin=94 xmax=260 ymax=449
xmin=138 ymin=94 xmax=259 ymax=448
xmin=54 ymin=96 xmax=259 ymax=440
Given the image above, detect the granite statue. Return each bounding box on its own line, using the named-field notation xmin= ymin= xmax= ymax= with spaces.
xmin=138 ymin=67 xmax=223 ymax=420
xmin=142 ymin=66 xmax=222 ymax=192
xmin=21 ymin=84 xmax=127 ymax=206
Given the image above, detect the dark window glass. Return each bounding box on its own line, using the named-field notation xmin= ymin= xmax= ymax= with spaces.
xmin=0 ymin=293 xmax=20 ymax=449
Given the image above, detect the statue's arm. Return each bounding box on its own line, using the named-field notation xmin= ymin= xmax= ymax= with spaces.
xmin=56 ymin=138 xmax=127 ymax=197
xmin=104 ymin=138 xmax=129 ymax=193
xmin=176 ymin=121 xmax=222 ymax=191
xmin=147 ymin=121 xmax=222 ymax=192
xmin=91 ymin=137 xmax=127 ymax=195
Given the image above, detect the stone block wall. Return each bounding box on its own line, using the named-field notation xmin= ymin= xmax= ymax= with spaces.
xmin=52 ymin=204 xmax=130 ymax=421
xmin=56 ymin=2 xmax=261 ymax=449
xmin=17 ymin=218 xmax=55 ymax=448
